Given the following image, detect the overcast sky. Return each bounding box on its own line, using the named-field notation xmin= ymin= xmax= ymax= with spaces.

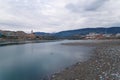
xmin=0 ymin=0 xmax=120 ymax=32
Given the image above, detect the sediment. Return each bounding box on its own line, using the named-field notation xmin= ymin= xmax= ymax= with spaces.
xmin=51 ymin=40 xmax=120 ymax=80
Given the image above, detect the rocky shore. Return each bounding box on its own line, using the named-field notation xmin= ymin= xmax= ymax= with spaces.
xmin=51 ymin=40 xmax=120 ymax=80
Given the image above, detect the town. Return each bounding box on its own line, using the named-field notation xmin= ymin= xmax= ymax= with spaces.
xmin=0 ymin=29 xmax=120 ymax=42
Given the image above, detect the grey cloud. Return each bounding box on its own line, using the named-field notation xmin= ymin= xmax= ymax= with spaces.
xmin=0 ymin=22 xmax=24 ymax=27
xmin=0 ymin=21 xmax=33 ymax=29
xmin=85 ymin=0 xmax=109 ymax=11
xmin=6 ymin=0 xmax=44 ymax=16
xmin=66 ymin=0 xmax=109 ymax=13
xmin=66 ymin=3 xmax=82 ymax=13
xmin=0 ymin=0 xmax=120 ymax=32
xmin=0 ymin=21 xmax=36 ymax=32
xmin=66 ymin=3 xmax=81 ymax=12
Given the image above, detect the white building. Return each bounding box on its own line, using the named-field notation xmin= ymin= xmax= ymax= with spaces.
xmin=86 ymin=33 xmax=99 ymax=39
xmin=116 ymin=33 xmax=120 ymax=37
xmin=103 ymin=34 xmax=112 ymax=38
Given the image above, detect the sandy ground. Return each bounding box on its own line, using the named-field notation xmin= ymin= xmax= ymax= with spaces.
xmin=51 ymin=40 xmax=120 ymax=80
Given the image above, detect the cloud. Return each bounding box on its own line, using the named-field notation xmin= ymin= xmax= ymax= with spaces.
xmin=85 ymin=0 xmax=109 ymax=11
xmin=0 ymin=0 xmax=120 ymax=32
xmin=66 ymin=0 xmax=109 ymax=12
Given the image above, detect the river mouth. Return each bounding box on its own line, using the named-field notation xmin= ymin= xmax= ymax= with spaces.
xmin=0 ymin=40 xmax=93 ymax=80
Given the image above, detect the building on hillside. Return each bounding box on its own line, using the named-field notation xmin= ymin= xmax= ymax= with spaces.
xmin=116 ymin=33 xmax=120 ymax=37
xmin=15 ymin=31 xmax=27 ymax=40
xmin=26 ymin=30 xmax=36 ymax=40
xmin=85 ymin=33 xmax=103 ymax=39
xmin=1 ymin=31 xmax=15 ymax=38
xmin=103 ymin=34 xmax=112 ymax=38
xmin=0 ymin=30 xmax=27 ymax=40
xmin=86 ymin=33 xmax=96 ymax=39
xmin=116 ymin=33 xmax=120 ymax=38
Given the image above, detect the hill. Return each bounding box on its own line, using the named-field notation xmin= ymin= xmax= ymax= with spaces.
xmin=34 ymin=27 xmax=120 ymax=39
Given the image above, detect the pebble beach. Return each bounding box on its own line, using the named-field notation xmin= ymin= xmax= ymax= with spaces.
xmin=51 ymin=40 xmax=120 ymax=80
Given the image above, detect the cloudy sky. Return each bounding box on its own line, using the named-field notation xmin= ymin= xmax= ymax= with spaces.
xmin=0 ymin=0 xmax=120 ymax=32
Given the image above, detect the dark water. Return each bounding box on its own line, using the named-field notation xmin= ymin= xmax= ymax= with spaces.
xmin=0 ymin=40 xmax=93 ymax=80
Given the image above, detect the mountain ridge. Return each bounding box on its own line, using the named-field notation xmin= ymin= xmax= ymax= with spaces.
xmin=34 ymin=27 xmax=120 ymax=38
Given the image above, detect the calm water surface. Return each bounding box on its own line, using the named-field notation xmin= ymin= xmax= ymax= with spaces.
xmin=0 ymin=40 xmax=93 ymax=80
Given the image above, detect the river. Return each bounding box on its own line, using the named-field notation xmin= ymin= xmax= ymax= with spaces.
xmin=0 ymin=40 xmax=93 ymax=80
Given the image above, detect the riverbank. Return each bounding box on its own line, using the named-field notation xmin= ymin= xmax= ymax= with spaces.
xmin=0 ymin=40 xmax=58 ymax=46
xmin=51 ymin=40 xmax=120 ymax=80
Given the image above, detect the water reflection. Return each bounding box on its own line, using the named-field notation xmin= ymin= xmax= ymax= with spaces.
xmin=0 ymin=40 xmax=93 ymax=80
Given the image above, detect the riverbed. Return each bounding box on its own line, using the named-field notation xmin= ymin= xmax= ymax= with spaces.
xmin=51 ymin=40 xmax=120 ymax=80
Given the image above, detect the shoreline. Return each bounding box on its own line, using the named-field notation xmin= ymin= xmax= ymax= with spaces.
xmin=0 ymin=40 xmax=58 ymax=46
xmin=51 ymin=40 xmax=120 ymax=80
xmin=0 ymin=39 xmax=119 ymax=46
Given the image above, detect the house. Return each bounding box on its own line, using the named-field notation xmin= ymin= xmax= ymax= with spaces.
xmin=0 ymin=30 xmax=27 ymax=40
xmin=103 ymin=34 xmax=112 ymax=38
xmin=26 ymin=34 xmax=36 ymax=40
xmin=26 ymin=30 xmax=36 ymax=40
xmin=85 ymin=33 xmax=104 ymax=39
xmin=116 ymin=33 xmax=120 ymax=37
xmin=116 ymin=33 xmax=120 ymax=38
xmin=15 ymin=31 xmax=27 ymax=40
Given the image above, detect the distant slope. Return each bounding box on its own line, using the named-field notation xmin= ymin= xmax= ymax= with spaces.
xmin=33 ymin=32 xmax=49 ymax=36
xmin=54 ymin=27 xmax=120 ymax=38
xmin=34 ymin=27 xmax=120 ymax=38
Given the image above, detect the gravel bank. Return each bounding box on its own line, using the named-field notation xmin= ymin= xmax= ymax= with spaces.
xmin=51 ymin=40 xmax=120 ymax=80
